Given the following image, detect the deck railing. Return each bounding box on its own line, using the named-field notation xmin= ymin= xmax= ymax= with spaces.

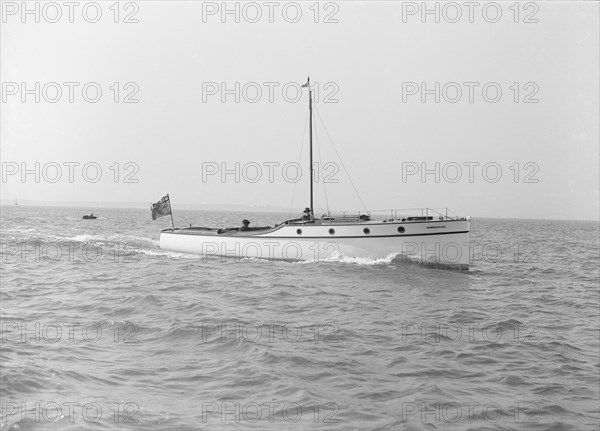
xmin=320 ymin=208 xmax=465 ymax=222
xmin=389 ymin=207 xmax=467 ymax=221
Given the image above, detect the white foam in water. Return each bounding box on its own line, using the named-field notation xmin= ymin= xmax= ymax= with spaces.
xmin=334 ymin=252 xmax=401 ymax=265
xmin=70 ymin=234 xmax=97 ymax=242
xmin=297 ymin=251 xmax=401 ymax=266
xmin=5 ymin=226 xmax=37 ymax=234
xmin=66 ymin=233 xmax=160 ymax=248
xmin=137 ymin=248 xmax=202 ymax=259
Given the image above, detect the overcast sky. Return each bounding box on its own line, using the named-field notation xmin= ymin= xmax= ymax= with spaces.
xmin=1 ymin=1 xmax=598 ymax=220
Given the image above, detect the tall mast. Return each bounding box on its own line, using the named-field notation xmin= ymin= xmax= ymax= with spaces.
xmin=308 ymin=77 xmax=314 ymax=218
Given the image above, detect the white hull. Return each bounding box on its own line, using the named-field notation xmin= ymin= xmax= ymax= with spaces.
xmin=160 ymin=218 xmax=471 ymax=268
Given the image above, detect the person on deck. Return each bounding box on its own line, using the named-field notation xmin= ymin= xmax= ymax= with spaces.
xmin=302 ymin=208 xmax=312 ymax=221
xmin=240 ymin=219 xmax=251 ymax=231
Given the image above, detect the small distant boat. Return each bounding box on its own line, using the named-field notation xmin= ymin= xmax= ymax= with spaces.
xmin=82 ymin=213 xmax=97 ymax=220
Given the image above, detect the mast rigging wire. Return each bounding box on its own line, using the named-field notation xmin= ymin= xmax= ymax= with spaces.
xmin=313 ymin=104 xmax=369 ymax=214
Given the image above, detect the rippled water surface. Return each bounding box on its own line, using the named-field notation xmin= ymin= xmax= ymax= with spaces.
xmin=1 ymin=206 xmax=599 ymax=430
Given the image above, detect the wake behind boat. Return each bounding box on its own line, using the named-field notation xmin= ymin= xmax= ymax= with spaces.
xmin=156 ymin=78 xmax=471 ymax=268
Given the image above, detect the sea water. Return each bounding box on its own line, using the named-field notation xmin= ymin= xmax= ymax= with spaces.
xmin=1 ymin=206 xmax=598 ymax=430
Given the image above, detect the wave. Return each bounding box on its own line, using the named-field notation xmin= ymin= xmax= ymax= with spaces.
xmin=331 ymin=252 xmax=401 ymax=265
xmin=2 ymin=232 xmax=160 ymax=255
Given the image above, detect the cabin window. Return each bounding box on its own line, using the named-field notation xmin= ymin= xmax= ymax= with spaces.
xmin=329 ymin=228 xmax=335 ymax=235
xmin=397 ymin=226 xmax=405 ymax=233
xmin=363 ymin=228 xmax=370 ymax=235
xmin=296 ymin=229 xmax=302 ymax=235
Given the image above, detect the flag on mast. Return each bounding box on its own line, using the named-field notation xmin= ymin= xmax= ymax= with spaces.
xmin=151 ymin=195 xmax=171 ymax=220
xmin=302 ymin=77 xmax=310 ymax=88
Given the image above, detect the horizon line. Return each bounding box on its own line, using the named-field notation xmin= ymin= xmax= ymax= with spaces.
xmin=1 ymin=201 xmax=598 ymax=223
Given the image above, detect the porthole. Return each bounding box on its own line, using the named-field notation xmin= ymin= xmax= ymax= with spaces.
xmin=296 ymin=229 xmax=302 ymax=235
xmin=397 ymin=226 xmax=405 ymax=233
xmin=363 ymin=228 xmax=370 ymax=235
xmin=329 ymin=228 xmax=335 ymax=235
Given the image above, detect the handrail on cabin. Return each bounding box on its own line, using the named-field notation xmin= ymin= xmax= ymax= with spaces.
xmin=320 ymin=208 xmax=466 ymax=222
xmin=373 ymin=207 xmax=462 ymax=221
